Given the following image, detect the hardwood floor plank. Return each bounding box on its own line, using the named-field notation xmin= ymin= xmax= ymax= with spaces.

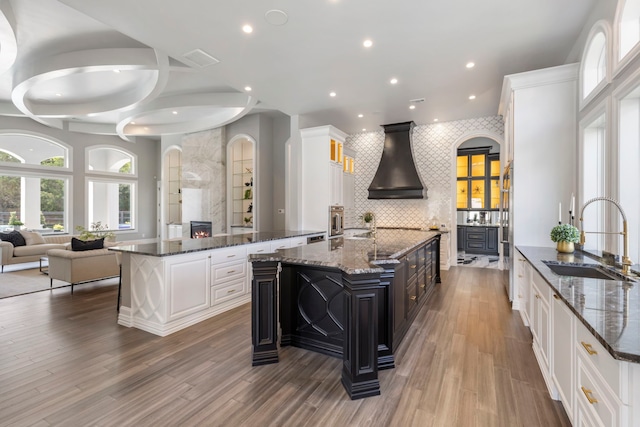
xmin=0 ymin=267 xmax=571 ymax=427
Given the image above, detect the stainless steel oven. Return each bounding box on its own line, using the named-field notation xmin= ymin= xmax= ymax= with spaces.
xmin=329 ymin=205 xmax=344 ymax=237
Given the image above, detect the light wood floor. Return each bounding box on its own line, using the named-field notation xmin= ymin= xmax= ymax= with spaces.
xmin=0 ymin=267 xmax=570 ymax=427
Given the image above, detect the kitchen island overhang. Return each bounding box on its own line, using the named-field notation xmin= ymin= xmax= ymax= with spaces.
xmin=249 ymin=229 xmax=442 ymax=400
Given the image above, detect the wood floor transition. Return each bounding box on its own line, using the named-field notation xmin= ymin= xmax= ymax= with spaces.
xmin=0 ymin=267 xmax=570 ymax=426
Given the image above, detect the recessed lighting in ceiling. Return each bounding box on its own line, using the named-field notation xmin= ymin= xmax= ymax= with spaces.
xmin=144 ymin=127 xmax=149 ymax=130
xmin=362 ymin=128 xmax=366 ymax=132
xmin=329 ymin=91 xmax=336 ymax=97
xmin=244 ymin=86 xmax=252 ymax=92
xmin=466 ymin=62 xmax=475 ymax=69
xmin=265 ymin=9 xmax=288 ymax=26
xmin=468 ymin=95 xmax=476 ymax=100
xmin=433 ymin=118 xmax=439 ymax=122
xmin=55 ymin=93 xmax=62 ymax=97
xmin=113 ymin=69 xmax=121 ymax=73
xmin=409 ymin=105 xmax=416 ymax=110
xmin=363 ymin=39 xmax=373 ymax=48
xmin=130 ymin=121 xmax=136 ymax=125
xmin=242 ymin=24 xmax=253 ymax=34
xmin=390 ymin=78 xmax=398 ymax=85
xmin=358 ymin=114 xmax=363 ymax=118
xmin=172 ymin=111 xmax=178 ymax=115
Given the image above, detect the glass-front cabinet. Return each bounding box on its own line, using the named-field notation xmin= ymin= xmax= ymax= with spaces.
xmin=228 ymin=137 xmax=255 ymax=232
xmin=456 ymin=149 xmax=500 ymax=210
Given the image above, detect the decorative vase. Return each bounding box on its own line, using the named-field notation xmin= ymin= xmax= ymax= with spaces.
xmin=557 ymin=241 xmax=575 ymax=253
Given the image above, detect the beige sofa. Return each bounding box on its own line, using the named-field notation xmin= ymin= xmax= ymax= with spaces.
xmin=0 ymin=233 xmax=72 ymax=272
xmin=47 ymin=248 xmax=120 ymax=294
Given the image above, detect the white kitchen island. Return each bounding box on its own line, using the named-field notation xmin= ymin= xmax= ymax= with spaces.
xmin=110 ymin=230 xmax=324 ymax=336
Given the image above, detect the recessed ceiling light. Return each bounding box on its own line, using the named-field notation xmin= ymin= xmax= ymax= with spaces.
xmin=363 ymin=39 xmax=373 ymax=48
xmin=362 ymin=128 xmax=366 ymax=132
xmin=433 ymin=118 xmax=439 ymax=122
xmin=242 ymin=24 xmax=253 ymax=34
xmin=172 ymin=111 xmax=178 ymax=115
xmin=390 ymin=78 xmax=398 ymax=85
xmin=130 ymin=121 xmax=136 ymax=125
xmin=466 ymin=62 xmax=475 ymax=69
xmin=144 ymin=127 xmax=149 ymax=130
xmin=409 ymin=105 xmax=416 ymax=110
xmin=358 ymin=114 xmax=363 ymax=118
xmin=55 ymin=93 xmax=62 ymax=97
xmin=113 ymin=69 xmax=121 ymax=73
xmin=468 ymin=95 xmax=476 ymax=100
xmin=329 ymin=91 xmax=336 ymax=97
xmin=244 ymin=86 xmax=252 ymax=92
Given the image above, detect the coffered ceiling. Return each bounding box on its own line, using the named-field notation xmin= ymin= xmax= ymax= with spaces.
xmin=0 ymin=0 xmax=599 ymax=140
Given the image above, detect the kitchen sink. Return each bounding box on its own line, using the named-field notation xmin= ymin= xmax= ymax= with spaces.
xmin=542 ymin=260 xmax=634 ymax=282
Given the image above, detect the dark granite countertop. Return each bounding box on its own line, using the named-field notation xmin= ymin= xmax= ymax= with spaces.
xmin=249 ymin=229 xmax=441 ymax=275
xmin=517 ymin=246 xmax=640 ymax=364
xmin=108 ymin=230 xmax=325 ymax=257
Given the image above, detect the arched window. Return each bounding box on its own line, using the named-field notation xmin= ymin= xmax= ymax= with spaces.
xmin=618 ymin=0 xmax=640 ymax=61
xmin=0 ymin=132 xmax=70 ymax=232
xmin=581 ymin=22 xmax=610 ymax=104
xmin=86 ymin=146 xmax=137 ymax=232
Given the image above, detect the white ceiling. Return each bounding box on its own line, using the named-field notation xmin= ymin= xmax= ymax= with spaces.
xmin=0 ymin=0 xmax=599 ymax=139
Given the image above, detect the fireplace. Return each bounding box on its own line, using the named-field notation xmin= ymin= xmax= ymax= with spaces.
xmin=190 ymin=221 xmax=212 ymax=239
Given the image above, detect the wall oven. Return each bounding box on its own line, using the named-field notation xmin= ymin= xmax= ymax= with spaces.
xmin=329 ymin=206 xmax=344 ymax=238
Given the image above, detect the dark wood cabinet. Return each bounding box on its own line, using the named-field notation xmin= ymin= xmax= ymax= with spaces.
xmin=459 ymin=226 xmax=499 ymax=255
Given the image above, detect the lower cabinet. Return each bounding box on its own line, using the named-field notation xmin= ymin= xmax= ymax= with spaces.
xmin=166 ymin=252 xmax=211 ymax=321
xmin=518 ymin=256 xmax=640 ymax=427
xmin=458 ymin=225 xmax=499 ymax=255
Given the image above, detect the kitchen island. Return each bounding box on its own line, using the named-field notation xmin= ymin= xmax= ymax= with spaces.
xmin=109 ymin=230 xmax=324 ymax=336
xmin=249 ymin=229 xmax=441 ymax=399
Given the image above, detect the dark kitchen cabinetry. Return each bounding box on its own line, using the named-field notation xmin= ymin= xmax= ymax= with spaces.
xmin=392 ymin=236 xmax=440 ymax=349
xmin=458 ymin=226 xmax=498 ymax=255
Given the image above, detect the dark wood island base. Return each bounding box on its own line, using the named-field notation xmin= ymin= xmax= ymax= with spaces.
xmin=250 ymin=231 xmax=441 ymax=400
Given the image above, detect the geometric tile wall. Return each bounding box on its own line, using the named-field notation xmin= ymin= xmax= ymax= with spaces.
xmin=345 ymin=116 xmax=504 ymax=230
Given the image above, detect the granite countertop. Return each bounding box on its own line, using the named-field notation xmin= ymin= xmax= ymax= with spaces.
xmin=517 ymin=246 xmax=640 ymax=363
xmin=249 ymin=229 xmax=441 ymax=275
xmin=458 ymin=223 xmax=500 ymax=227
xmin=108 ymin=230 xmax=325 ymax=257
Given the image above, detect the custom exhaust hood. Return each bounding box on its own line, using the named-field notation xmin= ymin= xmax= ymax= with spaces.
xmin=368 ymin=121 xmax=426 ymax=199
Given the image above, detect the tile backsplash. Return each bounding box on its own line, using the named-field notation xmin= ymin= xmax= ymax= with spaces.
xmin=345 ymin=116 xmax=504 ymax=229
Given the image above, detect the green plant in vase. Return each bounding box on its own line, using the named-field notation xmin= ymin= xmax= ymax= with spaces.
xmin=550 ymin=224 xmax=579 ymax=253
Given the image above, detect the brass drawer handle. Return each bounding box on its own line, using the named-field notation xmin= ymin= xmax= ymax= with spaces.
xmin=420 ymin=284 xmax=426 ymax=289
xmin=410 ymin=296 xmax=417 ymax=301
xmin=227 ymin=289 xmax=236 ymax=294
xmin=227 ymin=254 xmax=236 ymax=258
xmin=410 ymin=264 xmax=417 ymax=269
xmin=581 ymin=386 xmax=598 ymax=404
xmin=256 ymin=249 xmax=264 ymax=252
xmin=227 ymin=270 xmax=236 ymax=274
xmin=581 ymin=341 xmax=598 ymax=355
xmin=535 ymin=294 xmax=540 ymax=299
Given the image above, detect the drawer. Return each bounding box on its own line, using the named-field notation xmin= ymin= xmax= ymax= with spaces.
xmin=531 ymin=270 xmax=550 ymax=304
xmin=577 ymin=355 xmax=620 ymax=427
xmin=289 ymin=237 xmax=307 ymax=248
xmin=211 ymin=246 xmax=247 ymax=265
xmin=466 ymin=231 xmax=485 ymax=241
xmin=212 ymin=259 xmax=246 ymax=283
xmin=211 ymin=277 xmax=246 ymax=305
xmin=246 ymin=242 xmax=272 ymax=255
xmin=576 ymin=321 xmax=622 ymax=400
xmin=270 ymin=239 xmax=291 ymax=251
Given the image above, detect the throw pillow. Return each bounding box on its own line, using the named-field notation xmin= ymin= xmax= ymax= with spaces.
xmin=71 ymin=237 xmax=105 ymax=251
xmin=19 ymin=230 xmax=46 ymax=245
xmin=0 ymin=230 xmax=26 ymax=247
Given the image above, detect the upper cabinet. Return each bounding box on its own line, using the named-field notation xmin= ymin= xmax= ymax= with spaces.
xmin=456 ymin=149 xmax=499 ymax=210
xmin=300 ymin=125 xmax=349 ymax=233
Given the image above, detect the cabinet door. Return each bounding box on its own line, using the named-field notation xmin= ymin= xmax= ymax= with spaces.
xmin=166 ymin=253 xmax=210 ymax=321
xmin=330 ymin=162 xmax=343 ymax=205
xmin=552 ymin=292 xmax=574 ymax=420
xmin=457 ymin=226 xmax=465 ymax=251
xmin=465 ymin=228 xmax=486 ymax=252
xmin=486 ymin=227 xmax=498 ymax=253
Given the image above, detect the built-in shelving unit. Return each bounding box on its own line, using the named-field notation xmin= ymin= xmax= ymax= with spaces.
xmin=229 ymin=138 xmax=254 ymax=231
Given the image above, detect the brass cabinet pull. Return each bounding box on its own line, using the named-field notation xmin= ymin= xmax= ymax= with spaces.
xmin=581 ymin=341 xmax=598 ymax=355
xmin=227 ymin=254 xmax=236 ymax=258
xmin=553 ymin=294 xmax=560 ymax=300
xmin=535 ymin=294 xmax=540 ymax=299
xmin=581 ymin=386 xmax=598 ymax=404
xmin=410 ymin=264 xmax=417 ymax=269
xmin=420 ymin=284 xmax=426 ymax=289
xmin=410 ymin=296 xmax=417 ymax=301
xmin=227 ymin=270 xmax=236 ymax=274
xmin=256 ymin=249 xmax=264 ymax=252
xmin=227 ymin=289 xmax=236 ymax=294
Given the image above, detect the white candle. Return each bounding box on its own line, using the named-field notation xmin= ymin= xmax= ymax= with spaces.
xmin=571 ymin=194 xmax=575 ymax=214
xmin=559 ymin=202 xmax=562 ymax=223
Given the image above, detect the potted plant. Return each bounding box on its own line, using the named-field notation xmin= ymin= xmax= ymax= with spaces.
xmin=75 ymin=221 xmax=116 ymax=242
xmin=8 ymin=211 xmax=23 ymax=230
xmin=550 ymin=223 xmax=580 ymax=253
xmin=360 ymin=211 xmax=374 ymax=228
xmin=243 ymin=216 xmax=253 ymax=227
xmin=53 ymin=224 xmax=64 ymax=232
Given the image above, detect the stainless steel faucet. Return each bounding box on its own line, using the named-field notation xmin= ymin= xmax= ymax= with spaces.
xmin=579 ymin=196 xmax=632 ymax=275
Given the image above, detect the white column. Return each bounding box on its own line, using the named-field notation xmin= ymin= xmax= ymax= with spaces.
xmin=22 ymin=177 xmax=41 ymax=229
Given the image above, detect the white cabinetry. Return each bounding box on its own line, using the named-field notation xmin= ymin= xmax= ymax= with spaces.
xmin=499 ymin=64 xmax=578 ymax=253
xmin=514 ymin=249 xmax=530 ymax=324
xmin=517 ymin=256 xmax=640 ymax=426
xmin=166 ymin=252 xmax=210 ymax=321
xmin=300 ymin=125 xmax=348 ymax=233
xmin=530 ymin=268 xmax=554 ymax=397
